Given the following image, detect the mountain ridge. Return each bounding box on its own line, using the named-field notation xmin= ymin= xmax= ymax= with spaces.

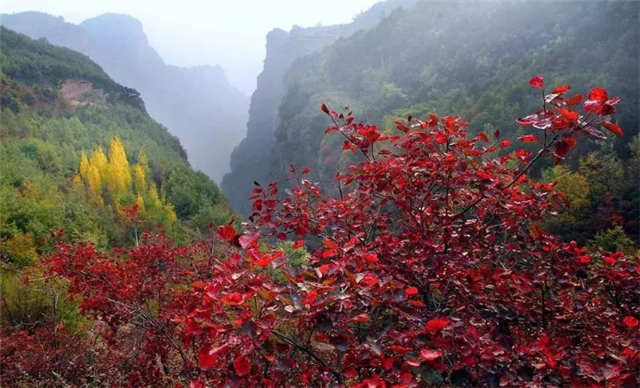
xmin=1 ymin=11 xmax=249 ymax=183
xmin=0 ymin=26 xmax=234 ymax=255
xmin=221 ymin=0 xmax=417 ymax=216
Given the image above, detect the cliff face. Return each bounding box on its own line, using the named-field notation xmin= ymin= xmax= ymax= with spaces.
xmin=1 ymin=12 xmax=249 ymax=183
xmin=264 ymin=1 xmax=640 ymax=198
xmin=222 ymin=0 xmax=415 ymax=216
xmin=221 ymin=28 xmax=335 ymax=216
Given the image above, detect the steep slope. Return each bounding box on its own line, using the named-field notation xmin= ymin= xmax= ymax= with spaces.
xmin=265 ymin=0 xmax=639 ymax=243
xmin=0 ymin=27 xmax=232 ymax=259
xmin=1 ymin=12 xmax=249 ymax=183
xmin=222 ymin=0 xmax=416 ymax=216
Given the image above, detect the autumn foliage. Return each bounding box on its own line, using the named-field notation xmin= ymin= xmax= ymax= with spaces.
xmin=2 ymin=77 xmax=638 ymax=387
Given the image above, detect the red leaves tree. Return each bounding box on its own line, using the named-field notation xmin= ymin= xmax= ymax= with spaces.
xmin=6 ymin=77 xmax=638 ymax=387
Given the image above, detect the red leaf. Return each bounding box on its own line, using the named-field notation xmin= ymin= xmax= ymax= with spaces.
xmin=463 ymin=149 xmax=484 ymax=157
xmin=239 ymin=232 xmax=259 ymax=249
xmin=565 ymin=94 xmax=583 ymax=107
xmin=499 ymin=139 xmax=512 ymax=148
xmin=253 ymin=256 xmax=275 ymax=267
xmin=583 ymin=99 xmax=602 ymax=114
xmin=218 ymin=225 xmax=237 ymax=241
xmin=320 ymin=103 xmax=330 ymax=115
xmin=324 ymin=238 xmax=338 ymax=250
xmin=388 ymin=345 xmax=413 ymax=354
xmin=198 ymin=344 xmax=229 ymax=370
xmin=292 ymin=240 xmax=305 ymax=249
xmin=382 ymin=356 xmax=395 ymax=370
xmin=362 ymin=253 xmax=379 ymax=263
xmin=351 ymin=313 xmax=370 ymax=323
xmin=425 ymin=317 xmax=450 ymax=333
xmin=190 ymin=378 xmax=205 ymax=388
xmin=545 ymin=93 xmax=562 ymax=104
xmin=394 ymin=120 xmax=410 ymax=133
xmin=184 ymin=320 xmax=203 ymax=336
xmin=623 ymin=316 xmax=638 ymax=328
xmin=529 ymin=75 xmax=544 ymax=89
xmin=234 ymin=355 xmax=251 ymax=376
xmin=519 ymin=135 xmax=539 ymax=143
xmin=221 ymin=293 xmax=244 ymax=306
xmin=554 ymin=136 xmax=577 ymax=158
xmin=601 ymin=104 xmax=616 ymax=116
xmin=516 ymin=149 xmax=530 ymax=159
xmin=302 ymin=168 xmax=311 ymax=175
xmin=601 ymin=121 xmax=624 ymax=137
xmin=589 ymin=87 xmax=609 ymax=103
xmin=581 ymin=125 xmax=607 ymax=140
xmin=405 ymin=287 xmax=419 ymax=297
xmin=556 ymin=108 xmax=579 ymax=121
xmin=552 ymin=84 xmax=570 ymax=94
xmin=419 ymin=349 xmax=442 ymax=361
xmin=516 ymin=114 xmax=539 ymax=126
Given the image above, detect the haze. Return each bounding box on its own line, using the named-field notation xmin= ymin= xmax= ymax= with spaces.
xmin=0 ymin=0 xmax=379 ymax=94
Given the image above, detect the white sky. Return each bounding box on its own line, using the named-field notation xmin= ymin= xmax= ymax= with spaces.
xmin=0 ymin=0 xmax=380 ymax=94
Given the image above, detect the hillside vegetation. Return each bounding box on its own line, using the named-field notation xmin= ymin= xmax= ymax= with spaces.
xmin=0 ymin=26 xmax=232 ymax=262
xmin=1 ymin=12 xmax=249 ymax=183
xmin=226 ymin=1 xmax=639 ymax=246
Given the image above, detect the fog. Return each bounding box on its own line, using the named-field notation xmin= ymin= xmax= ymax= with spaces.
xmin=0 ymin=0 xmax=379 ymax=94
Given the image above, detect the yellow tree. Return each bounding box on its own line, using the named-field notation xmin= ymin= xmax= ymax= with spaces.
xmin=79 ymin=151 xmax=103 ymax=205
xmin=105 ymin=137 xmax=132 ymax=198
xmin=79 ymin=152 xmax=90 ymax=180
xmin=133 ymin=165 xmax=146 ymax=194
xmin=85 ymin=164 xmax=103 ymax=205
xmin=133 ymin=151 xmax=149 ymax=194
xmin=89 ymin=146 xmax=108 ymax=182
xmin=542 ymin=165 xmax=591 ymax=230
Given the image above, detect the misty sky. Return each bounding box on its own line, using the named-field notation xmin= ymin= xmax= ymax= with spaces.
xmin=0 ymin=0 xmax=379 ymax=94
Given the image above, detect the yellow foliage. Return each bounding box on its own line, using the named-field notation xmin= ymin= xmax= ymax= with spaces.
xmin=146 ymin=182 xmax=163 ymax=211
xmin=0 ymin=269 xmax=50 ymax=326
xmin=133 ymin=164 xmax=147 ymax=194
xmin=136 ymin=193 xmax=146 ymax=214
xmin=79 ymin=151 xmax=90 ymax=180
xmin=78 ymin=150 xmax=104 ymax=205
xmin=2 ymin=232 xmax=38 ymax=266
xmin=72 ymin=174 xmax=82 ymax=187
xmin=86 ymin=165 xmax=103 ymax=205
xmin=89 ymin=146 xmax=108 ymax=178
xmin=545 ymin=165 xmax=590 ymax=209
xmin=106 ymin=136 xmax=132 ymax=197
xmin=166 ymin=203 xmax=177 ymax=224
xmin=137 ymin=151 xmax=148 ymax=169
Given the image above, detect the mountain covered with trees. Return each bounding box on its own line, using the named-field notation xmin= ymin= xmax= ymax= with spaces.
xmin=1 ymin=12 xmax=249 ymax=183
xmin=1 ymin=1 xmax=640 ymax=387
xmin=0 ymin=26 xmax=233 ymax=260
xmin=223 ymin=0 xmax=639 ymax=247
xmin=221 ymin=0 xmax=417 ymax=216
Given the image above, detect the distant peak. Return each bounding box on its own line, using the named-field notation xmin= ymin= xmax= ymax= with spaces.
xmin=189 ymin=64 xmax=226 ymax=79
xmin=267 ymin=28 xmax=288 ymax=39
xmin=79 ymin=13 xmax=150 ymax=51
xmin=2 ymin=11 xmax=67 ymax=25
xmin=80 ymin=13 xmax=144 ymax=34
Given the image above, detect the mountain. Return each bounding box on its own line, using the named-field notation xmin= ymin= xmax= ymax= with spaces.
xmin=223 ymin=0 xmax=639 ymax=243
xmin=1 ymin=12 xmax=249 ymax=183
xmin=0 ymin=26 xmax=233 ymax=261
xmin=221 ymin=0 xmax=417 ymax=216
